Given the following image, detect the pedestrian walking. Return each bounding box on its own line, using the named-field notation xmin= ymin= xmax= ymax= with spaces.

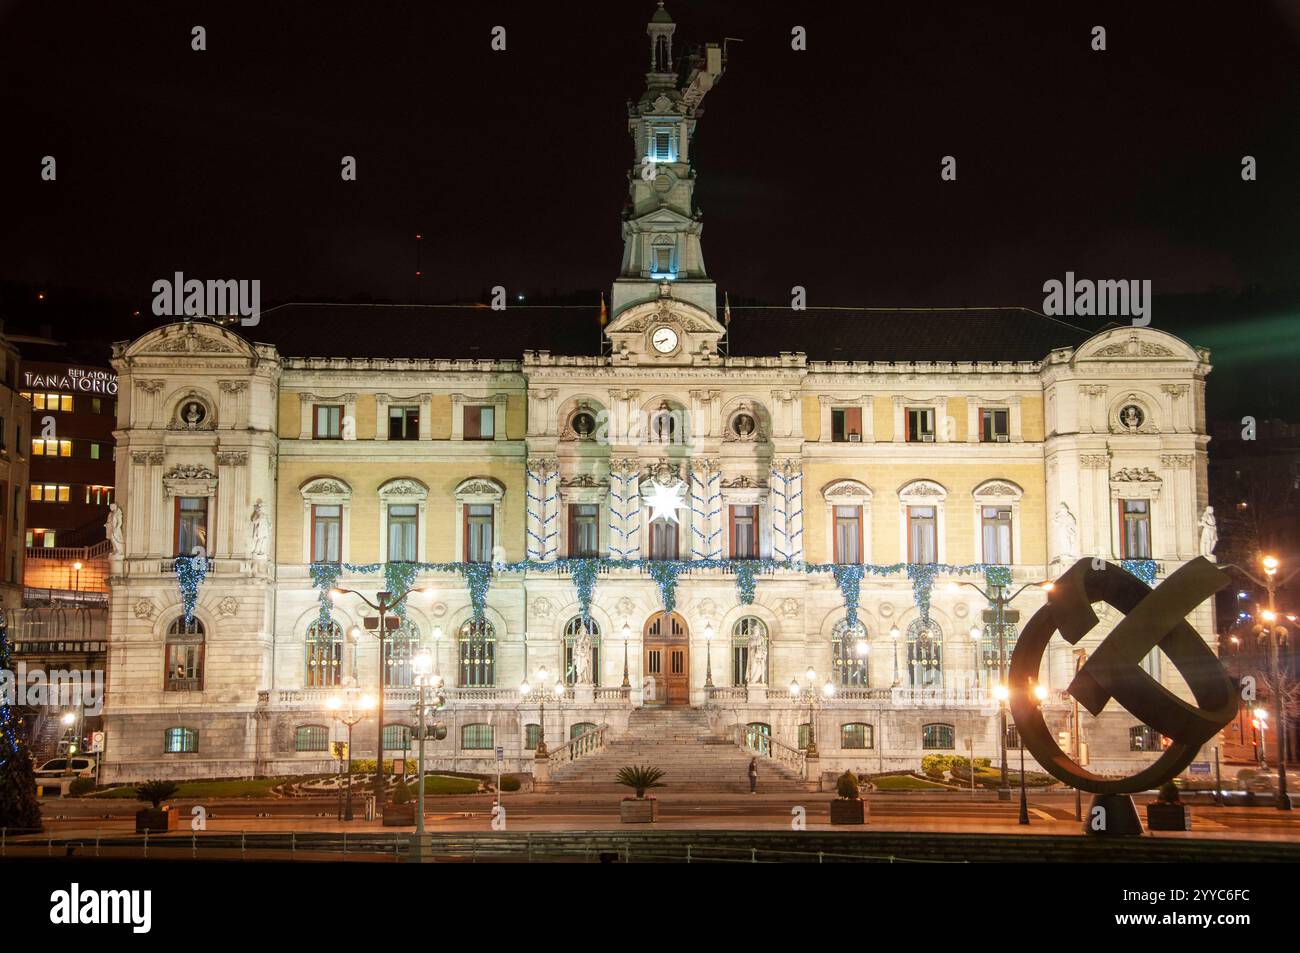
xmin=748 ymin=757 xmax=758 ymax=794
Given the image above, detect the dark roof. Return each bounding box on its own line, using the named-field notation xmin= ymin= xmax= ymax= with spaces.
xmin=726 ymin=308 xmax=1099 ymax=364
xmin=234 ymin=302 xmax=1102 ymax=364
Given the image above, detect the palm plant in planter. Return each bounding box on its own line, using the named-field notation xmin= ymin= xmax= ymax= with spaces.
xmin=616 ymin=765 xmax=665 ymax=823
xmin=830 ymin=770 xmax=867 ymax=825
xmin=1146 ymin=780 xmax=1191 ymax=831
xmin=383 ymin=778 xmax=417 ymax=827
xmin=135 ymin=780 xmax=181 ymax=833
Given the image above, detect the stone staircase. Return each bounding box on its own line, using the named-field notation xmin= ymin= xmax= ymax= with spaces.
xmin=549 ymin=707 xmax=808 ymax=793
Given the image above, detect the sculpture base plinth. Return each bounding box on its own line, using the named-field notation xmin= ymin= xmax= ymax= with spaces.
xmin=1084 ymin=794 xmax=1144 ymax=836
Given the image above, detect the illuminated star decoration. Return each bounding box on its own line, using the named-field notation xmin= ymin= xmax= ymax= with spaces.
xmin=644 ymin=480 xmax=687 ymax=525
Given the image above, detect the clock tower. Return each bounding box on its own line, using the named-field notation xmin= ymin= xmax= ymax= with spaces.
xmin=608 ymin=3 xmax=728 ymax=349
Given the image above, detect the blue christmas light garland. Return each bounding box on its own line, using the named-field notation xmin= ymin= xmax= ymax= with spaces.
xmin=174 ymin=554 xmax=209 ymax=624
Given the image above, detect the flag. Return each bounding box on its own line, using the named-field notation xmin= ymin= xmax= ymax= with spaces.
xmin=724 ymin=292 xmax=731 ymax=327
xmin=599 ymin=292 xmax=608 ymax=327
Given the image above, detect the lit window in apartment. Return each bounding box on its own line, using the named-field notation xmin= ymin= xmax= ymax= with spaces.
xmin=31 ymin=484 xmax=71 ymax=503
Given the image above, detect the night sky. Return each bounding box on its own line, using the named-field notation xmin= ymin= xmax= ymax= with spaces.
xmin=2 ymin=0 xmax=1299 ymax=414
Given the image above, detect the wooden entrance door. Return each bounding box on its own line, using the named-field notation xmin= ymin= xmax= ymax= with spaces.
xmin=643 ymin=612 xmax=689 ymax=706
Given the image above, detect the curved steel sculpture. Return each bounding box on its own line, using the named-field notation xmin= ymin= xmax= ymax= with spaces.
xmin=1009 ymin=557 xmax=1236 ymax=796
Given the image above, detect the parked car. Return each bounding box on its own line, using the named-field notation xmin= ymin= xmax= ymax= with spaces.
xmin=34 ymin=757 xmax=98 ymax=779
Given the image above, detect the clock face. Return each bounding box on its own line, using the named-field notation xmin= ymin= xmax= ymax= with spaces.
xmin=651 ymin=326 xmax=679 ymax=353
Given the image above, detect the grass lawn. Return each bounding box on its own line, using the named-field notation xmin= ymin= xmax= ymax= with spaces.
xmin=872 ymin=775 xmax=951 ymax=791
xmin=91 ymin=778 xmax=286 ymax=799
xmin=420 ymin=775 xmax=481 ymax=796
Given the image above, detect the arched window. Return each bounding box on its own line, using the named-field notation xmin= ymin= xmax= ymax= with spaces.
xmin=462 ymin=723 xmax=494 ymax=750
xmin=383 ymin=724 xmax=412 ymax=752
xmin=907 ymin=618 xmax=943 ymax=689
xmin=295 ymin=725 xmax=329 ymax=752
xmin=922 ymin=723 xmax=955 ymax=750
xmin=832 ymin=618 xmax=869 ymax=687
xmin=459 ymin=620 xmax=496 ymax=687
xmin=570 ymin=722 xmax=598 ymax=739
xmin=164 ymin=727 xmax=198 ymax=754
xmin=731 ymin=617 xmax=768 ymax=686
xmin=306 ymin=620 xmax=343 ymax=688
xmin=385 ymin=619 xmax=419 ymax=688
xmin=841 ymin=723 xmax=874 ymax=750
xmin=563 ymin=616 xmax=601 ymax=686
xmin=524 ymin=723 xmax=542 ymax=750
xmin=165 ymin=617 xmax=205 ymax=692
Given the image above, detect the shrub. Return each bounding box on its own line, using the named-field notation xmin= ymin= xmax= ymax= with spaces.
xmin=68 ymin=778 xmax=96 ymax=797
xmin=390 ymin=779 xmax=412 ymax=805
xmin=615 ymin=765 xmax=665 ymax=798
xmin=836 ymin=770 xmax=861 ymax=799
xmin=135 ymin=780 xmax=179 ymax=808
xmin=921 ymin=754 xmax=955 ymax=779
xmin=1158 ymin=781 xmax=1181 ymax=803
xmin=500 ymin=775 xmax=522 ymax=792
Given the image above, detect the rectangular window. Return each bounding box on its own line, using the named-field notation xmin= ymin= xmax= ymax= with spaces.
xmin=388 ymin=405 xmax=420 ymax=440
xmin=33 ymin=393 xmax=73 ymax=413
xmin=906 ymin=408 xmax=935 ymax=442
xmin=312 ymin=504 xmax=342 ymax=562
xmin=91 ymin=398 xmax=103 ymax=414
xmin=465 ymin=504 xmax=494 ymax=562
xmin=841 ymin=724 xmax=874 ymax=750
xmin=464 ymin=405 xmax=495 ymax=440
xmin=652 ymin=126 xmax=673 ymax=161
xmin=387 ymin=504 xmax=418 ymax=561
xmin=90 ymin=443 xmax=101 ymax=460
xmin=653 ymin=246 xmax=673 ymax=275
xmin=166 ymin=642 xmax=204 ymax=692
xmin=1129 ymin=725 xmax=1163 ymax=751
xmin=922 ymin=723 xmax=955 ymax=750
xmin=32 ymin=484 xmax=72 ymax=503
xmin=730 ymin=505 xmax=758 ymax=559
xmin=981 ymin=408 xmax=1010 ymax=442
xmin=981 ymin=505 xmax=1013 ymax=564
xmin=30 ymin=439 xmax=72 ymax=457
xmin=176 ymin=497 xmax=208 ymax=555
xmin=462 ymin=724 xmax=494 ymax=750
xmin=1121 ymin=499 xmax=1152 ymax=558
xmin=831 ymin=407 xmax=862 ymax=442
xmin=908 ymin=506 xmax=937 ymax=563
xmin=164 ymin=727 xmax=198 ymax=754
xmin=313 ymin=404 xmax=342 ymax=439
xmin=649 ymin=518 xmax=678 ymax=560
xmin=834 ymin=505 xmax=862 ymax=563
xmin=568 ymin=503 xmax=599 ymax=558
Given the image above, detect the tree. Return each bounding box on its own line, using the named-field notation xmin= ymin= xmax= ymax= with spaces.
xmin=0 ymin=610 xmax=42 ymax=831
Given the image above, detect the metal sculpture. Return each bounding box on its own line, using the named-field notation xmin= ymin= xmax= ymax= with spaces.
xmin=1009 ymin=557 xmax=1237 ymax=833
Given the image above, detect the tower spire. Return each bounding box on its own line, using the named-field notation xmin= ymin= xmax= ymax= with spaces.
xmin=611 ymin=4 xmax=728 ymax=323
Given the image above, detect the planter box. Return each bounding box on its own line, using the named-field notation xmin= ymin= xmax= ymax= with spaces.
xmin=135 ymin=808 xmax=180 ymax=833
xmin=1146 ymin=802 xmax=1191 ymax=831
xmin=830 ymin=798 xmax=868 ymax=825
xmin=382 ymin=804 xmax=416 ymax=827
xmin=620 ymin=798 xmax=658 ymax=823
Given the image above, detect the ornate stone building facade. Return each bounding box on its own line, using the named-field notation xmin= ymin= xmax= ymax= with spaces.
xmin=100 ymin=6 xmax=1217 ymax=784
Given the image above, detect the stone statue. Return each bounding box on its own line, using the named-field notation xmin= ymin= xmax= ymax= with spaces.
xmin=249 ymin=499 xmax=270 ymax=557
xmin=574 ymin=630 xmax=594 ymax=686
xmin=1198 ymin=505 xmax=1218 ymax=560
xmin=105 ymin=503 xmax=124 ymax=556
xmin=747 ymin=635 xmax=768 ymax=686
xmin=1054 ymin=502 xmax=1078 ymax=558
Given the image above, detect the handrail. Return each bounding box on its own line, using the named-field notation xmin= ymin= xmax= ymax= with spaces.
xmin=734 ymin=724 xmax=806 ymax=779
xmin=547 ymin=725 xmax=607 ymax=764
xmin=26 ymin=541 xmax=113 ymax=561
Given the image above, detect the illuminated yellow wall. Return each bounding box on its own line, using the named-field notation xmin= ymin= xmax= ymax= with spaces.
xmin=803 ymin=462 xmax=1046 ymax=565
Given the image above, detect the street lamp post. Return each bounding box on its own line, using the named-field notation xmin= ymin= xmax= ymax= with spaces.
xmin=704 ymin=621 xmax=715 ymax=689
xmin=788 ymin=668 xmax=834 ymax=759
xmin=519 ymin=666 xmax=565 ymax=758
xmin=1018 ymin=683 xmax=1048 ymax=825
xmin=949 ymin=578 xmax=1053 ymax=801
xmin=889 ymin=625 xmax=901 ymax=686
xmin=72 ymin=560 xmax=83 ymax=605
xmin=329 ymin=584 xmax=431 ymax=816
xmin=326 ymin=689 xmax=374 ymax=821
xmin=409 ymin=649 xmax=446 ymax=860
xmin=1227 ymin=554 xmax=1294 ymax=810
xmin=621 ymin=621 xmax=632 ymax=689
